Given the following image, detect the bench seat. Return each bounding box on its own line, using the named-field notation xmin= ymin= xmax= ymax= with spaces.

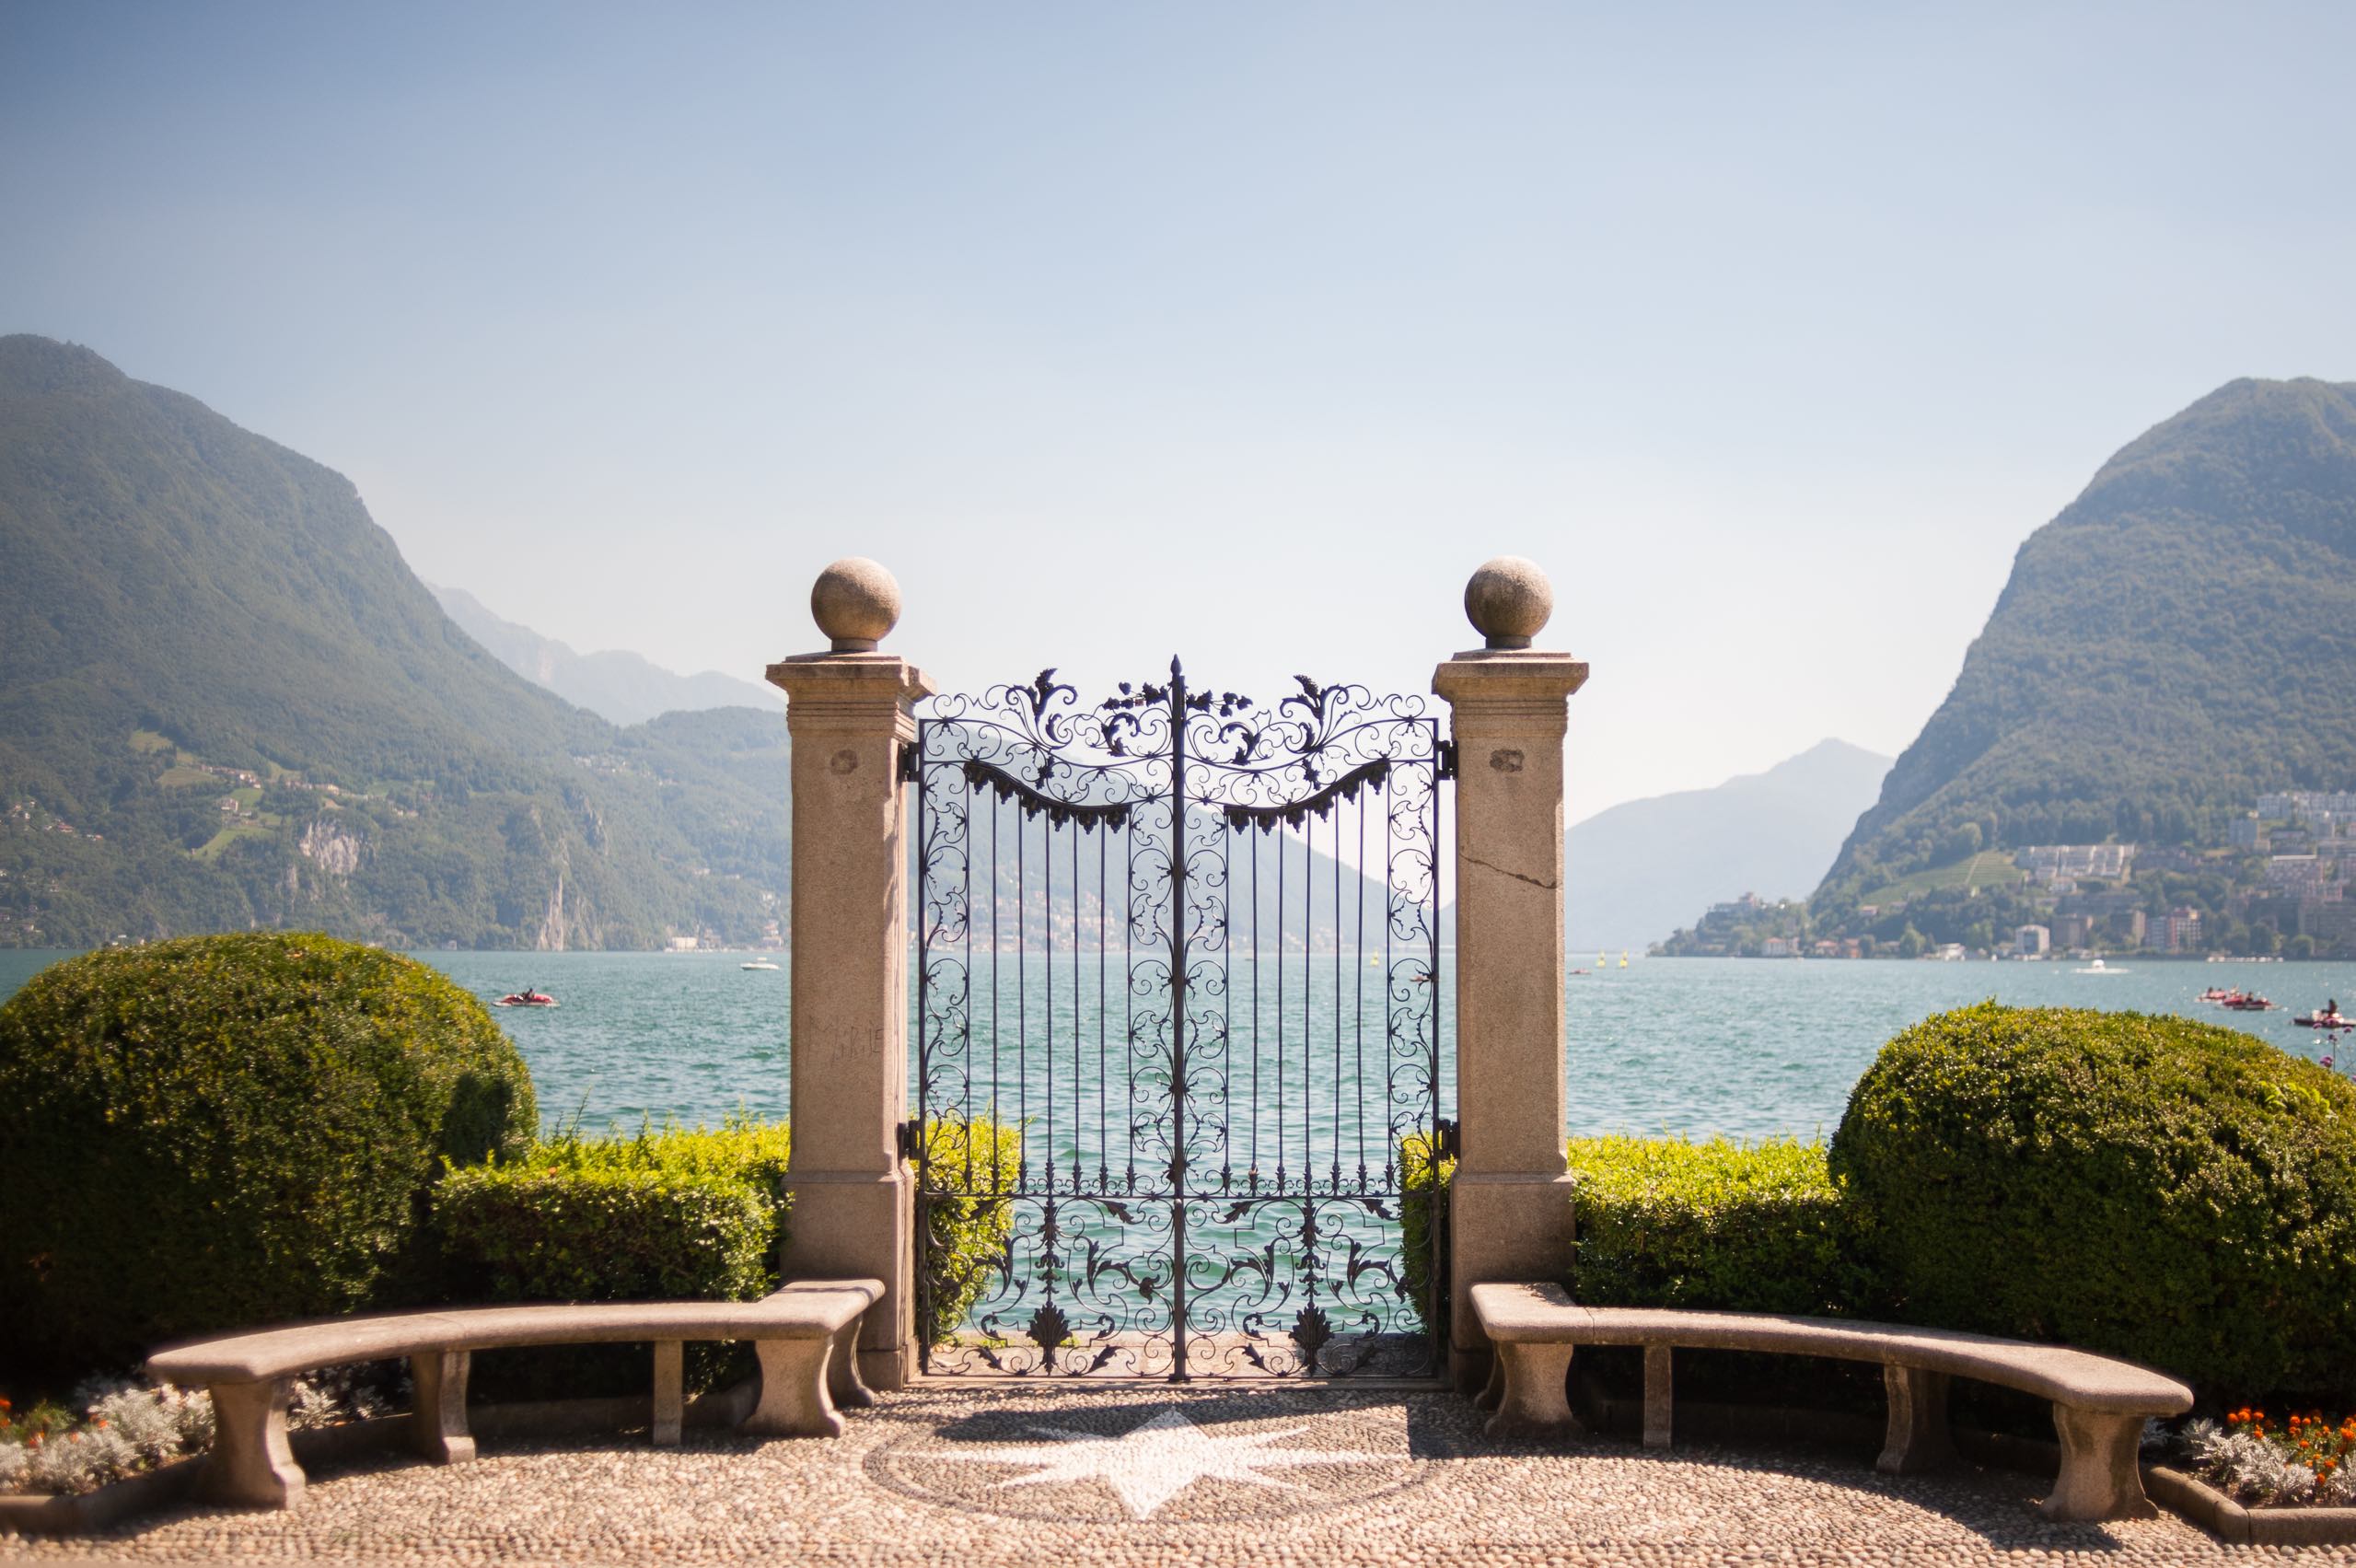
xmin=1470 ymin=1282 xmax=2192 ymax=1524
xmin=145 ymin=1280 xmax=881 ymax=1510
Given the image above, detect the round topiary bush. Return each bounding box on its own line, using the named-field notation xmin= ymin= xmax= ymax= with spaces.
xmin=0 ymin=934 xmax=536 ymax=1372
xmin=1829 ymin=1002 xmax=2356 ymax=1400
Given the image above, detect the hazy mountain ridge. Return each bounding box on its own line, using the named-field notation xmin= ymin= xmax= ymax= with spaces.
xmin=1572 ymin=739 xmax=1889 ymax=949
xmin=1809 ymin=376 xmax=2356 ymax=944
xmin=0 ymin=335 xmax=791 ymax=949
xmin=430 ymin=583 xmax=780 ymax=726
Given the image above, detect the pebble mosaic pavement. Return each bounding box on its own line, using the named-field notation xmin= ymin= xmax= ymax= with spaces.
xmin=11 ymin=1385 xmax=2356 ymax=1566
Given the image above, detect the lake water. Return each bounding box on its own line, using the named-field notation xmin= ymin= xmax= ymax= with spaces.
xmin=4 ymin=948 xmax=2351 ymax=1143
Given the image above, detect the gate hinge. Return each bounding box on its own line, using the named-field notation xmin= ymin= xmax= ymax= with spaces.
xmin=896 ymin=1120 xmax=923 ymax=1162
xmin=1434 ymin=739 xmax=1458 ymax=781
xmin=1433 ymin=1117 xmax=1462 ymax=1162
xmin=896 ymin=742 xmax=922 ymax=784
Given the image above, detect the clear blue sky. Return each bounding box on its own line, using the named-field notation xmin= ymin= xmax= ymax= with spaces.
xmin=6 ymin=2 xmax=2352 ymax=815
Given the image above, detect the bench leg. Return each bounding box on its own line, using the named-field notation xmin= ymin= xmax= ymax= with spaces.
xmin=2042 ymin=1405 xmax=2156 ymax=1522
xmin=1482 ymin=1342 xmax=1578 ymax=1441
xmin=203 ymin=1378 xmax=304 ymax=1508
xmin=1877 ymin=1365 xmax=1956 ymax=1475
xmin=827 ymin=1316 xmax=876 ymax=1410
xmin=652 ymin=1341 xmax=685 ymax=1446
xmin=743 ymin=1336 xmax=843 ymax=1439
xmin=1642 ymin=1345 xmax=1673 ymax=1450
xmin=1475 ymin=1346 xmax=1505 ymax=1412
xmin=409 ymin=1350 xmax=474 ymax=1465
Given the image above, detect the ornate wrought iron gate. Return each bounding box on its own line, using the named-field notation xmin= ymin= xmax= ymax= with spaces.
xmin=911 ymin=661 xmax=1450 ymax=1379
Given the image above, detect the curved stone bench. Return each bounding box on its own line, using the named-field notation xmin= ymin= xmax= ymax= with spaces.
xmin=1469 ymin=1282 xmax=2192 ymax=1523
xmin=145 ymin=1281 xmax=881 ymax=1509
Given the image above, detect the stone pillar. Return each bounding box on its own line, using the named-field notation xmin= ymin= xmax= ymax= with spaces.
xmin=1431 ymin=556 xmax=1588 ymax=1390
xmin=767 ymin=557 xmax=934 ymax=1390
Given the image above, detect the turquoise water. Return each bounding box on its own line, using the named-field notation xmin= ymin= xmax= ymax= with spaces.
xmin=3 ymin=948 xmax=2352 ymax=1141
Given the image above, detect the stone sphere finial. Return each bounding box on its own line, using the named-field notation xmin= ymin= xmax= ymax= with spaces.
xmin=1463 ymin=556 xmax=1552 ymax=649
xmin=810 ymin=556 xmax=899 ymax=645
xmin=810 ymin=557 xmax=901 ymax=652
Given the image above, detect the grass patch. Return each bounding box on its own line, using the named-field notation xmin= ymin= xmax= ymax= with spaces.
xmin=156 ymin=765 xmax=215 ymax=790
xmin=127 ymin=729 xmax=171 ymax=754
xmin=1858 ymin=850 xmax=2023 ymax=906
xmin=191 ymin=824 xmax=273 ymax=862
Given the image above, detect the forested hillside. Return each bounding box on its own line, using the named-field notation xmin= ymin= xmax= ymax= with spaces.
xmin=0 ymin=335 xmax=790 ymax=948
xmin=1811 ymin=377 xmax=2356 ymax=947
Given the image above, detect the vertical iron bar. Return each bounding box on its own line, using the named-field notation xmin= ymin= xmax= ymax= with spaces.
xmin=1331 ymin=805 xmax=1342 ymax=1191
xmin=1221 ymin=819 xmax=1232 ymax=1192
xmin=1250 ymin=829 xmax=1261 ymax=1193
xmin=1126 ymin=809 xmax=1137 ymax=1193
xmin=1300 ymin=823 xmax=1312 ymax=1198
xmin=1428 ymin=722 xmax=1445 ymax=1373
xmin=1274 ymin=828 xmax=1286 ymax=1193
xmin=1354 ymin=795 xmax=1367 ymax=1189
xmin=989 ymin=794 xmax=1002 ymax=1194
xmin=962 ymin=776 xmax=974 ymax=1193
xmin=1044 ymin=800 xmax=1054 ymax=1200
xmin=913 ymin=728 xmax=932 ymax=1372
xmin=1098 ymin=824 xmax=1108 ymax=1189
xmin=1017 ymin=800 xmax=1027 ymax=1194
xmin=1384 ymin=761 xmax=1396 ymax=1178
xmin=1166 ymin=658 xmax=1190 ymax=1382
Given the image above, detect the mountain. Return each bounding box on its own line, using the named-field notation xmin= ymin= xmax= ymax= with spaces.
xmin=1568 ymin=740 xmax=1889 ymax=950
xmin=429 ymin=583 xmax=779 ymax=727
xmin=0 ymin=334 xmax=790 ymax=949
xmin=1810 ymin=377 xmax=2356 ymax=946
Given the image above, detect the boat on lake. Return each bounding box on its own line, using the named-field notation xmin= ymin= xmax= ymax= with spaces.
xmin=493 ymin=989 xmax=557 ymax=1008
xmin=740 ymin=959 xmax=780 ymax=970
xmin=2072 ymin=958 xmax=2128 ymax=975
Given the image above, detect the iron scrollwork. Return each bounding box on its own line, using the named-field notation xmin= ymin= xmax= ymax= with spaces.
xmin=912 ymin=659 xmax=1447 ymax=1380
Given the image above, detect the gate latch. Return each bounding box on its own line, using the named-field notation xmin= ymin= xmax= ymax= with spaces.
xmin=896 ymin=1121 xmax=923 ymax=1162
xmin=1433 ymin=1117 xmax=1462 ymax=1161
xmin=1434 ymin=739 xmax=1458 ymax=781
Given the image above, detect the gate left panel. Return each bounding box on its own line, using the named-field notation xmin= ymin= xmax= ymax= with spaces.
xmin=911 ymin=674 xmax=1179 ymax=1376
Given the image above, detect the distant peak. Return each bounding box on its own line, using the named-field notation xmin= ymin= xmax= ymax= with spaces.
xmin=1782 ymin=738 xmax=1885 ymax=764
xmin=1738 ymin=738 xmax=1892 ymax=788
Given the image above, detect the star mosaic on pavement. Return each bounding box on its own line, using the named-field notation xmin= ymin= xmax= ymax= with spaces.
xmin=933 ymin=1407 xmax=1398 ymax=1519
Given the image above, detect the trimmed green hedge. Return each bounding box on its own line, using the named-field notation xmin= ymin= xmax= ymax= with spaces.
xmin=1830 ymin=1003 xmax=2356 ymax=1400
xmin=436 ymin=1115 xmax=1017 ymax=1393
xmin=915 ymin=1119 xmax=1022 ymax=1346
xmin=436 ymin=1120 xmax=791 ymax=1397
xmin=1399 ymin=1131 xmax=1454 ymax=1335
xmin=0 ymin=935 xmax=536 ymax=1373
xmin=1398 ymin=1133 xmax=1863 ymax=1328
xmin=1569 ymin=1134 xmax=1874 ymax=1316
xmin=437 ymin=1119 xmax=791 ymax=1303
